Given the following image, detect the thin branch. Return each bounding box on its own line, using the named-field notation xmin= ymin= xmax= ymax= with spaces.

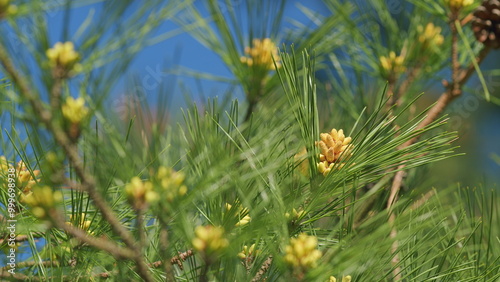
xmin=0 ymin=234 xmax=29 ymax=244
xmin=386 ymin=12 xmax=492 ymax=279
xmin=170 ymin=249 xmax=195 ymax=270
xmin=396 ymin=63 xmax=423 ymax=105
xmin=0 ymin=260 xmax=60 ymax=271
xmin=49 ymin=211 xmax=135 ymax=260
xmin=159 ymin=227 xmax=176 ymax=281
xmin=0 ymin=43 xmax=154 ymax=282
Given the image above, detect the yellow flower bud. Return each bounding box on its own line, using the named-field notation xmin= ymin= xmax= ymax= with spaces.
xmin=62 ymin=96 xmax=89 ymax=124
xmin=447 ymin=0 xmax=474 ymax=9
xmin=225 ymin=202 xmax=251 ymax=226
xmin=155 ymin=166 xmax=188 ymax=202
xmin=286 ymin=208 xmax=305 ymax=222
xmin=125 ymin=177 xmax=156 ymax=209
xmin=22 ymin=186 xmax=63 ymax=219
xmin=8 ymin=160 xmax=41 ymax=194
xmin=316 ymin=129 xmax=354 ymax=175
xmin=380 ymin=51 xmax=406 ymax=75
xmin=47 ymin=42 xmax=80 ymax=68
xmin=66 ymin=213 xmax=94 ymax=234
xmin=240 ymin=38 xmax=281 ymax=70
xmin=284 ymin=233 xmax=322 ymax=270
xmin=418 ymin=23 xmax=444 ymax=50
xmin=238 ymin=243 xmax=257 ymax=259
xmin=192 ymin=225 xmax=229 ymax=254
xmin=342 ymin=275 xmax=352 ymax=282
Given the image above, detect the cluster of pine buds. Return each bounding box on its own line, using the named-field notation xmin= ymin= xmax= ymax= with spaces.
xmin=22 ymin=186 xmax=63 ymax=219
xmin=192 ymin=225 xmax=229 ymax=255
xmin=379 ymin=51 xmax=405 ymax=76
xmin=284 ymin=233 xmax=322 ymax=269
xmin=240 ymin=38 xmax=281 ymax=70
xmin=418 ymin=23 xmax=444 ymax=50
xmin=46 ymin=41 xmax=82 ymax=78
xmin=1 ymin=157 xmax=40 ymax=194
xmin=447 ymin=0 xmax=474 ymax=9
xmin=315 ymin=129 xmax=353 ymax=175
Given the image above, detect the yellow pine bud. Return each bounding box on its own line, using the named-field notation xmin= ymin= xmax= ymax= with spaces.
xmin=192 ymin=225 xmax=229 ymax=254
xmin=325 ymin=134 xmax=335 ymax=147
xmin=380 ymin=51 xmax=405 ymax=74
xmin=47 ymin=42 xmax=79 ymax=66
xmin=284 ymin=233 xmax=322 ymax=270
xmin=178 ymin=185 xmax=187 ymax=196
xmin=320 ymin=133 xmax=329 ymax=143
xmin=125 ymin=177 xmax=156 ymax=208
xmin=46 ymin=42 xmax=81 ymax=77
xmin=236 ymin=215 xmax=251 ymax=226
xmin=317 ymin=141 xmax=329 ymax=156
xmin=316 ymin=128 xmax=354 ymax=175
xmin=330 ymin=128 xmax=338 ymax=140
xmin=342 ymin=275 xmax=352 ymax=282
xmin=62 ymin=96 xmax=89 ymax=124
xmin=226 ymin=202 xmax=251 ymax=226
xmin=317 ymin=162 xmax=327 ymax=174
xmin=241 ymin=38 xmax=280 ymax=70
xmin=418 ymin=23 xmax=444 ymax=50
xmin=333 ymin=141 xmax=343 ymax=153
xmin=238 ymin=243 xmax=257 ymax=259
xmin=447 ymin=0 xmax=474 ymax=9
xmin=23 ymin=186 xmax=63 ymax=218
xmin=326 ymin=148 xmax=335 ymax=162
xmin=156 ymin=166 xmax=187 ymax=202
xmin=343 ymin=137 xmax=352 ymax=145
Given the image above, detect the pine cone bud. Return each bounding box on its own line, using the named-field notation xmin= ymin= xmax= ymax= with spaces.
xmin=472 ymin=0 xmax=500 ymax=49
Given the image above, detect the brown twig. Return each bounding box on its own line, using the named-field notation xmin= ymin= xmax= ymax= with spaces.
xmin=0 ymin=260 xmax=60 ymax=272
xmin=0 ymin=234 xmax=29 ymax=244
xmin=170 ymin=249 xmax=195 ymax=270
xmin=159 ymin=227 xmax=176 ymax=281
xmin=49 ymin=77 xmax=63 ymax=112
xmin=409 ymin=189 xmax=436 ymax=211
xmin=251 ymin=255 xmax=273 ymax=282
xmin=396 ymin=63 xmax=423 ymax=106
xmin=0 ymin=270 xmax=33 ymax=281
xmin=136 ymin=208 xmax=146 ymax=251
